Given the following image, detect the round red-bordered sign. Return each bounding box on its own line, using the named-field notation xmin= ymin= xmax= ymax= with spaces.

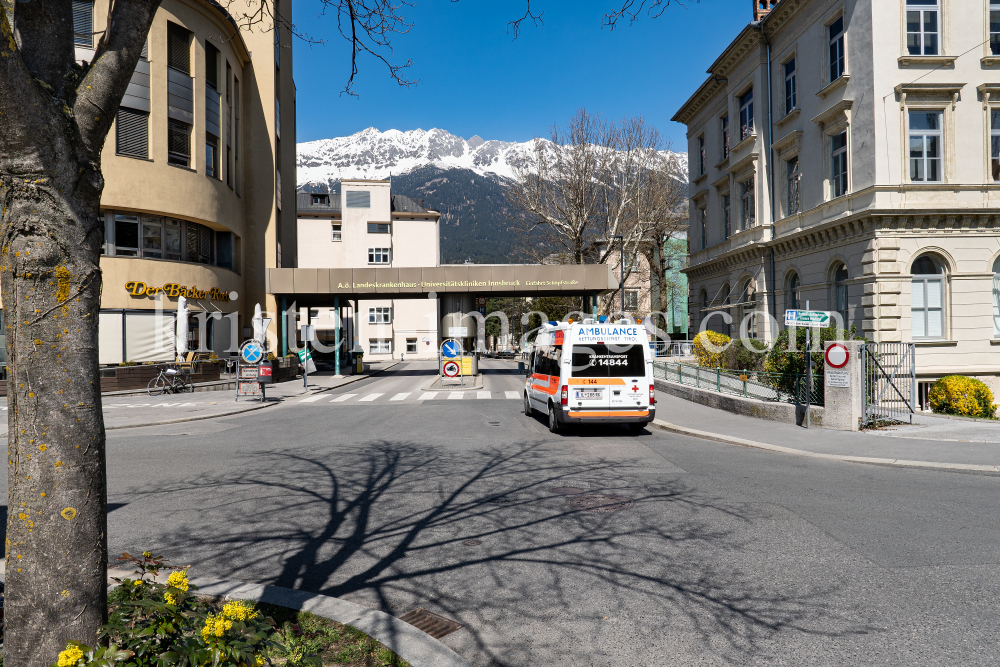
xmin=825 ymin=343 xmax=849 ymax=369
xmin=443 ymin=360 xmax=460 ymax=377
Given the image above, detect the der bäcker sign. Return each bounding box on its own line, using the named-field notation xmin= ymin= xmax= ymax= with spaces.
xmin=125 ymin=281 xmax=233 ymax=302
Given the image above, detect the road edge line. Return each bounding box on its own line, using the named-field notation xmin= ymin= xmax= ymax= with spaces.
xmin=649 ymin=419 xmax=1000 ymax=473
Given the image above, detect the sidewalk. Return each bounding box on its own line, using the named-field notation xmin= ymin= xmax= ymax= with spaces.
xmin=655 ymin=392 xmax=1000 ymax=472
xmin=0 ymin=361 xmax=400 ymax=437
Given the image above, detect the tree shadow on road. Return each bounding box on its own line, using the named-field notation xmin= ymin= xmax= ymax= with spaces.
xmin=121 ymin=441 xmax=877 ymax=665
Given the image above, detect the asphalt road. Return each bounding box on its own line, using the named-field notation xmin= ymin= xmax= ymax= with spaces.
xmin=9 ymin=359 xmax=1000 ymax=665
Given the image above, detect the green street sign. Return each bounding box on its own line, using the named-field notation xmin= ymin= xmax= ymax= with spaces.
xmin=297 ymin=348 xmax=313 ymax=362
xmin=784 ymin=310 xmax=831 ymax=328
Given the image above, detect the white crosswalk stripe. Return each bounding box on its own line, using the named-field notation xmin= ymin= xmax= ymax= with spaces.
xmin=418 ymin=392 xmax=437 ymax=400
xmin=331 ymin=394 xmax=357 ymax=402
xmin=448 ymin=392 xmax=464 ymax=400
xmin=505 ymin=391 xmax=520 ymax=399
xmin=300 ymin=394 xmax=325 ymax=403
xmin=359 ymin=393 xmax=383 ymax=402
xmin=390 ymin=393 xmax=410 ymax=401
xmin=477 ymin=391 xmax=491 ymax=399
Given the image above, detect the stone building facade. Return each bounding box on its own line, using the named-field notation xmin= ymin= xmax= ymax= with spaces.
xmin=673 ymin=0 xmax=1000 ymax=398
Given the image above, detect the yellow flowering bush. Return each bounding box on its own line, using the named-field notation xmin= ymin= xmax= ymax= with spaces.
xmin=929 ymin=375 xmax=998 ymax=419
xmin=56 ymin=645 xmax=84 ymax=666
xmin=693 ymin=330 xmax=731 ymax=368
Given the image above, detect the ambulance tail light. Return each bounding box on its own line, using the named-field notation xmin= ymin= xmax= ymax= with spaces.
xmin=649 ymin=384 xmax=655 ymax=405
xmin=561 ymin=385 xmax=569 ymax=405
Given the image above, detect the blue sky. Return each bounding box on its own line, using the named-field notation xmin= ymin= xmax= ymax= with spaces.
xmin=291 ymin=0 xmax=750 ymax=149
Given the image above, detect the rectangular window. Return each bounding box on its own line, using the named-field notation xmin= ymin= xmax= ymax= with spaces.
xmin=911 ymin=277 xmax=944 ymax=338
xmin=784 ymin=59 xmax=797 ymax=113
xmin=721 ymin=115 xmax=730 ymax=159
xmin=831 ymin=131 xmax=848 ymax=197
xmin=740 ymin=177 xmax=755 ymax=230
xmin=72 ymin=0 xmax=94 ymax=47
xmin=406 ymin=338 xmax=417 ymax=353
xmin=141 ymin=217 xmax=162 ymax=258
xmin=167 ymin=120 xmax=191 ymax=167
xmin=991 ymin=110 xmax=1000 ymax=182
xmin=699 ymin=208 xmax=707 ymax=249
xmin=205 ymin=43 xmax=220 ymax=91
xmin=369 ymin=307 xmax=392 ymax=324
xmin=368 ymin=247 xmax=391 ymax=264
xmin=114 ymin=214 xmax=139 ymax=257
xmin=697 ymin=136 xmax=706 ymax=176
xmin=233 ymin=77 xmax=240 ymax=196
xmin=739 ymin=89 xmax=754 ymax=140
xmin=167 ymin=23 xmax=191 ymax=74
xmin=186 ymin=221 xmax=213 ymax=264
xmin=906 ymin=0 xmax=939 ymax=56
xmin=624 ymin=291 xmax=639 ymax=311
xmin=786 ymin=157 xmax=800 ymax=214
xmin=369 ymin=339 xmax=391 ymax=354
xmin=367 ymin=222 xmax=391 ymax=234
xmin=312 ymin=194 xmax=329 ymax=205
xmin=206 ymin=134 xmax=219 ymax=178
xmin=722 ymin=194 xmax=731 ymax=239
xmin=215 ymin=231 xmax=234 ymax=270
xmin=115 ymin=108 xmax=148 ymax=159
xmin=346 ymin=191 xmax=371 ymax=208
xmin=829 ymin=17 xmax=845 ymax=81
xmin=992 ymin=1 xmax=1000 ymax=55
xmin=331 ymin=223 xmax=342 ymax=241
xmin=909 ymin=111 xmax=942 ymax=182
xmin=165 ymin=219 xmax=182 ymax=260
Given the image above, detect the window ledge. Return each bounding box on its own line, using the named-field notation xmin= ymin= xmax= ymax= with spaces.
xmin=168 ymin=162 xmax=198 ymax=173
xmin=714 ymin=156 xmax=730 ymax=171
xmin=730 ymin=133 xmax=756 ymax=153
xmin=898 ymin=55 xmax=956 ymax=68
xmin=116 ymin=154 xmax=154 ymax=162
xmin=817 ymin=75 xmax=850 ymax=99
xmin=773 ymin=107 xmax=801 ymax=128
xmin=692 ymin=173 xmax=708 ymax=185
xmin=914 ymin=339 xmax=958 ymax=347
xmin=982 ymin=56 xmax=1000 ymax=67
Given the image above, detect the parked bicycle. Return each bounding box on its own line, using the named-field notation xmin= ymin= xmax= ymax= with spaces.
xmin=147 ymin=367 xmax=194 ymax=396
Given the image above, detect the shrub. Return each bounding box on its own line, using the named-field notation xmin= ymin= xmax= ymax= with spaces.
xmin=266 ymin=352 xmax=277 ymax=361
xmin=693 ymin=331 xmax=731 ymax=367
xmin=722 ymin=337 xmax=769 ymax=372
xmin=928 ymin=375 xmax=997 ymax=419
xmin=120 ymin=360 xmax=137 ymax=367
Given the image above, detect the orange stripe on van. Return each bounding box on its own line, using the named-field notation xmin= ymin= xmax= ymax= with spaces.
xmin=531 ymin=373 xmax=559 ymax=395
xmin=568 ymin=378 xmax=627 ymax=386
xmin=567 ymin=410 xmax=650 ymax=418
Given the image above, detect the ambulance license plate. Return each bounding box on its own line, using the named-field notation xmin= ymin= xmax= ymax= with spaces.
xmin=576 ymin=390 xmax=603 ymax=400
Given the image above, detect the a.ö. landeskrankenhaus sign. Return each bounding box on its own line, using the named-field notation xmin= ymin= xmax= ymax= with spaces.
xmin=125 ymin=281 xmax=233 ymax=302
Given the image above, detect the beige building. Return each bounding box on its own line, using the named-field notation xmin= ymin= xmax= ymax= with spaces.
xmin=296 ymin=181 xmax=441 ymax=361
xmin=50 ymin=0 xmax=296 ymax=363
xmin=674 ymin=0 xmax=1000 ymax=398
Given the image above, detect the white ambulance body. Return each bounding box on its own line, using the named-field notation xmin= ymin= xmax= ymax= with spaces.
xmin=524 ymin=319 xmax=655 ymax=433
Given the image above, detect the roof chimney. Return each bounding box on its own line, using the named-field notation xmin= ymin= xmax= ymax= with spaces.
xmin=753 ymin=0 xmax=772 ymax=21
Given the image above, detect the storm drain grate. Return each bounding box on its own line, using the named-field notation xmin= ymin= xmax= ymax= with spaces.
xmin=397 ymin=608 xmax=463 ymax=639
xmin=567 ymin=494 xmax=634 ymax=513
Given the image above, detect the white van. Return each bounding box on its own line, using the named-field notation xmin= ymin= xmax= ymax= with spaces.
xmin=524 ymin=319 xmax=655 ymax=433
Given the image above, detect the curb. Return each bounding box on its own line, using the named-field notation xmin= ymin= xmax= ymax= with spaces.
xmin=649 ymin=419 xmax=1000 ymax=474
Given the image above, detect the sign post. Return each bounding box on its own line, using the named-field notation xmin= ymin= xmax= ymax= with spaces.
xmin=236 ymin=340 xmax=265 ymax=402
xmin=785 ymin=307 xmax=830 ymax=429
xmin=301 ymin=325 xmax=316 ymax=388
xmin=440 ymin=338 xmax=463 ymax=385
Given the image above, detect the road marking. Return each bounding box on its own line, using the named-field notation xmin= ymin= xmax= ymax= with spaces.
xmin=359 ymin=393 xmax=384 ymax=402
xmin=331 ymin=394 xmax=357 ymax=402
xmin=418 ymin=392 xmax=437 ymax=400
xmin=300 ymin=394 xmax=325 ymax=403
xmin=448 ymin=392 xmax=464 ymax=400
xmin=477 ymin=391 xmax=491 ymax=399
xmin=390 ymin=393 xmax=410 ymax=401
xmin=505 ymin=391 xmax=519 ymax=399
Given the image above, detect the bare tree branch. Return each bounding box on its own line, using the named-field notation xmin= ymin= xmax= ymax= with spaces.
xmin=506 ymin=0 xmax=544 ymax=39
xmin=603 ymin=0 xmax=688 ymax=31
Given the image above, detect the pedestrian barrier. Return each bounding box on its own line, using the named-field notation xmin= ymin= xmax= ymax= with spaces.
xmin=653 ymin=361 xmax=824 ymax=406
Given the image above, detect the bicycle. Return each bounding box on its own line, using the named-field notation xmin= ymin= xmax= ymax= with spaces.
xmin=147 ymin=366 xmax=194 ymax=396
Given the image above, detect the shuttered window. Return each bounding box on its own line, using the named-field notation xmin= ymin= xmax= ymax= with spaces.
xmin=116 ymin=108 xmax=148 ymax=159
xmin=185 ymin=221 xmax=213 ymax=264
xmin=73 ymin=0 xmax=94 ymax=47
xmin=167 ymin=23 xmax=191 ymax=74
xmin=346 ymin=191 xmax=371 ymax=208
xmin=367 ymin=223 xmax=390 ymax=234
xmin=167 ymin=120 xmax=190 ymax=167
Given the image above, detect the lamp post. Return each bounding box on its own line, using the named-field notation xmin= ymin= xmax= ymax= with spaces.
xmin=610 ymin=234 xmax=625 ymax=317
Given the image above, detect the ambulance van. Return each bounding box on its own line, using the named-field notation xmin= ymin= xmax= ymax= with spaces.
xmin=524 ymin=319 xmax=655 ymax=433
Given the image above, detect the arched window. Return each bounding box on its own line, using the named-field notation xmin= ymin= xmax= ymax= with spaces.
xmin=992 ymin=258 xmax=1000 ymax=338
xmin=722 ymin=284 xmax=732 ymax=336
xmin=700 ymin=289 xmax=708 ymax=330
xmin=834 ymin=264 xmax=849 ymax=327
xmin=739 ymin=279 xmax=756 ymax=338
xmin=911 ymin=254 xmax=944 ymax=339
xmin=787 ymin=273 xmax=800 ymax=311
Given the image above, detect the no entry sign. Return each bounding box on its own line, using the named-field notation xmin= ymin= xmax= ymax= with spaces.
xmin=825 ymin=343 xmax=849 ymax=368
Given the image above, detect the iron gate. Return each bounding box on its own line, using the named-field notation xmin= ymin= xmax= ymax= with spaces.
xmin=861 ymin=342 xmax=916 ymax=426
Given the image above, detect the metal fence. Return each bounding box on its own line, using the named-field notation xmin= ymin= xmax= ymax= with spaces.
xmin=861 ymin=342 xmax=916 ymax=426
xmin=653 ymin=361 xmax=824 ymax=406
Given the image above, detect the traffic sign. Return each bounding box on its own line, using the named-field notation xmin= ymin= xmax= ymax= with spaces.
xmin=443 ymin=360 xmax=460 ymax=377
xmin=825 ymin=343 xmax=849 ymax=368
xmin=297 ymin=348 xmax=313 ymax=362
xmin=448 ymin=326 xmax=468 ymax=337
xmin=477 ymin=297 xmax=486 ymax=306
xmin=441 ymin=340 xmax=461 ymax=358
xmin=240 ymin=341 xmax=264 ymax=363
xmin=785 ymin=310 xmax=831 ymax=328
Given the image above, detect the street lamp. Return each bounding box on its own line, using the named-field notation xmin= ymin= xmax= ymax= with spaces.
xmin=610 ymin=234 xmax=625 ymax=318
